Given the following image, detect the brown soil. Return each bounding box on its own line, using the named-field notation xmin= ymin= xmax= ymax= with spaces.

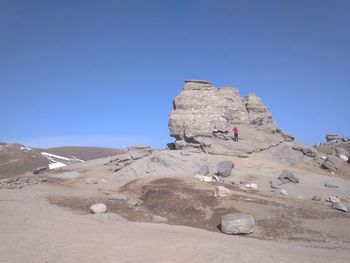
xmin=48 ymin=176 xmax=350 ymax=243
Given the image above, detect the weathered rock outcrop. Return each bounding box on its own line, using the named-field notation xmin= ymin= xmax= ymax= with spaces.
xmin=168 ymin=80 xmax=293 ymax=156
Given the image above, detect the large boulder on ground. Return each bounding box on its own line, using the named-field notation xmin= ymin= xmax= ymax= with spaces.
xmin=326 ymin=196 xmax=340 ymax=203
xmin=216 ymin=161 xmax=234 ymax=177
xmin=292 ymin=146 xmax=317 ymax=157
xmin=311 ymin=195 xmax=322 ymax=201
xmin=338 ymin=155 xmax=349 ymax=162
xmin=321 ymin=155 xmax=344 ymax=172
xmin=195 ymin=165 xmax=209 ymax=176
xmin=278 ymin=170 xmax=299 ymax=183
xmin=220 ymin=213 xmax=255 ymax=234
xmin=90 ymin=203 xmax=107 ymax=214
xmin=214 ymin=186 xmax=232 ymax=197
xmin=33 ymin=166 xmax=48 ymax=175
xmin=332 ymin=202 xmax=349 ymax=213
xmin=335 ymin=147 xmax=349 ymax=157
xmin=324 ymin=183 xmax=338 ymax=188
xmin=270 ymin=179 xmax=282 ymax=189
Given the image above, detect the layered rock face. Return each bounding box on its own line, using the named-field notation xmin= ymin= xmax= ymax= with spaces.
xmin=169 ymin=80 xmax=292 ymax=156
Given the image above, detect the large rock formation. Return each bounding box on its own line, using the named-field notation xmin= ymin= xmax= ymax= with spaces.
xmin=168 ymin=80 xmax=293 ymax=156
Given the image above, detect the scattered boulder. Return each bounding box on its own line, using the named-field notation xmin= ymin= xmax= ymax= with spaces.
xmin=279 ymin=189 xmax=288 ymax=196
xmin=338 ymin=154 xmax=349 ymax=162
xmin=326 ymin=196 xmax=340 ymax=203
xmin=244 ymin=183 xmax=258 ymax=190
xmin=220 ymin=213 xmax=255 ymax=234
xmin=326 ymin=133 xmax=341 ymax=142
xmin=324 ymin=183 xmax=338 ymax=189
xmin=278 ymin=170 xmax=299 ymax=183
xmin=281 ymin=131 xmax=295 ymax=142
xmin=195 ymin=165 xmax=210 ymax=176
xmin=311 ymin=195 xmax=322 ymax=201
xmin=113 ymin=164 xmax=124 ymax=172
xmin=115 ymin=154 xmax=131 ymax=162
xmin=214 ymin=186 xmax=232 ymax=197
xmin=90 ymin=203 xmax=107 ymax=214
xmin=216 ymin=161 xmax=234 ymax=177
xmin=292 ymin=146 xmax=317 ymax=157
xmin=270 ymin=179 xmax=282 ymax=189
xmin=271 ymin=188 xmax=288 ymax=195
xmin=86 ymin=177 xmax=98 ymax=184
xmin=0 ymin=176 xmax=40 ymax=189
xmin=129 ymin=148 xmax=152 ymax=160
xmin=321 ymin=155 xmax=343 ymax=172
xmin=332 ymin=202 xmax=349 ymax=213
xmin=335 ymin=147 xmax=349 ymax=157
xmin=33 ymin=166 xmax=48 ymax=175
xmin=201 ymin=176 xmax=213 ymax=182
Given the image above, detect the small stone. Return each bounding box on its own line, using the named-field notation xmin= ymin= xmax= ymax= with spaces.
xmin=239 ymin=186 xmax=248 ymax=192
xmin=216 ymin=161 xmax=234 ymax=177
xmin=279 ymin=189 xmax=288 ymax=196
xmin=86 ymin=178 xmax=98 ymax=184
xmin=201 ymin=175 xmax=213 ymax=182
xmin=33 ymin=166 xmax=48 ymax=175
xmin=90 ymin=203 xmax=107 ymax=214
xmin=245 ymin=183 xmax=258 ymax=190
xmin=311 ymin=195 xmax=322 ymax=201
xmin=278 ymin=170 xmax=299 ymax=183
xmin=326 ymin=196 xmax=340 ymax=203
xmin=213 ymin=175 xmax=221 ymax=182
xmin=335 ymin=147 xmax=349 ymax=157
xmin=324 ymin=183 xmax=338 ymax=188
xmin=195 ymin=165 xmax=210 ymax=176
xmin=220 ymin=213 xmax=255 ymax=234
xmin=332 ymin=202 xmax=349 ymax=213
xmin=338 ymin=154 xmax=349 ymax=162
xmin=270 ymin=179 xmax=282 ymax=189
xmin=214 ymin=186 xmax=232 ymax=197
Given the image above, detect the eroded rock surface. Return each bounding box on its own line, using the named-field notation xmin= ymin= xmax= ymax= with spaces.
xmin=168 ymin=80 xmax=293 ymax=156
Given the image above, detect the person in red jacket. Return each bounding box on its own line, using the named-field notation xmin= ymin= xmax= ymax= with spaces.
xmin=233 ymin=127 xmax=239 ymax=142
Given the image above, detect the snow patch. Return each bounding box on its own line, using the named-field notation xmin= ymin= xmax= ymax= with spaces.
xmin=41 ymin=152 xmax=72 ymax=161
xmin=48 ymin=162 xmax=67 ymax=169
xmin=20 ymin=146 xmax=32 ymax=151
xmin=70 ymin=156 xmax=85 ymax=162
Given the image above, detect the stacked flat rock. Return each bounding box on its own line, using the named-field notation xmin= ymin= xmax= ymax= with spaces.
xmin=168 ymin=80 xmax=292 ymax=156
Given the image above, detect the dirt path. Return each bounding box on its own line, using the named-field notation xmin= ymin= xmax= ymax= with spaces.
xmin=1 ymin=189 xmax=349 ymax=263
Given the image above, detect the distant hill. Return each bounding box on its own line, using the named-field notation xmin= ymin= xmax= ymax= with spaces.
xmin=0 ymin=142 xmax=124 ymax=178
xmin=40 ymin=146 xmax=126 ymax=161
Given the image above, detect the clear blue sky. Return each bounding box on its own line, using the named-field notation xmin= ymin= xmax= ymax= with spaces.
xmin=1 ymin=0 xmax=349 ymax=148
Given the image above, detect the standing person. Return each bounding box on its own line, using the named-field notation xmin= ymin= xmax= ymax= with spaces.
xmin=233 ymin=127 xmax=239 ymax=142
